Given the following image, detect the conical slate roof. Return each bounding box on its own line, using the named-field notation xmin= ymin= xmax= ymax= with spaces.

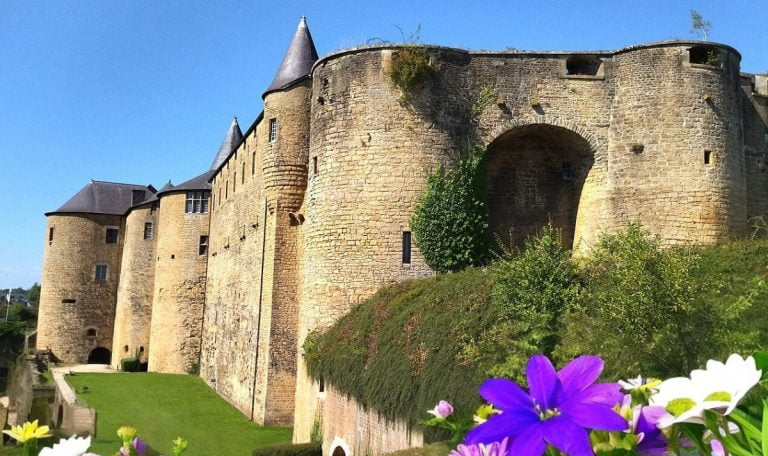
xmin=209 ymin=118 xmax=243 ymax=171
xmin=263 ymin=16 xmax=318 ymax=98
xmin=47 ymin=181 xmax=153 ymax=216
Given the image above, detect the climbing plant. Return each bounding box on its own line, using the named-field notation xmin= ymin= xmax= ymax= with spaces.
xmin=388 ymin=46 xmax=432 ymax=99
xmin=410 ymin=145 xmax=491 ymax=273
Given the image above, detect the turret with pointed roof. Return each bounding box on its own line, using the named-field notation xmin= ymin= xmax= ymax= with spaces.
xmin=210 ymin=117 xmax=243 ymax=171
xmin=263 ymin=17 xmax=318 ymax=98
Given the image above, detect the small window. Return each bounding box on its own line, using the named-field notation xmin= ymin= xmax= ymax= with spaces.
xmin=705 ymin=150 xmax=712 ymax=165
xmin=402 ymin=231 xmax=412 ymax=264
xmin=95 ymin=264 xmax=108 ymax=283
xmin=631 ymin=144 xmax=645 ymax=155
xmin=562 ymin=161 xmax=574 ymax=180
xmin=124 ymin=345 xmax=129 ymax=353
xmin=61 ymin=299 xmax=76 ymax=304
xmin=319 ymin=377 xmax=325 ymax=393
xmin=185 ymin=191 xmax=210 ymax=214
xmin=199 ymin=236 xmax=209 ymax=256
xmin=566 ymin=56 xmax=602 ymax=76
xmin=313 ymin=156 xmax=318 ymax=175
xmin=143 ymin=222 xmax=153 ymax=240
xmin=252 ymin=151 xmax=256 ymax=175
xmin=690 ymin=46 xmax=721 ymax=66
xmin=269 ymin=118 xmax=278 ymax=143
xmin=132 ymin=190 xmax=145 ymax=205
xmin=233 ymin=173 xmax=237 ymax=192
xmin=150 ymin=202 xmax=158 ymax=214
xmin=48 ymin=227 xmax=54 ymax=244
xmin=225 ymin=181 xmax=229 ymax=199
xmin=86 ymin=328 xmax=97 ymax=337
xmin=105 ymin=228 xmax=119 ymax=244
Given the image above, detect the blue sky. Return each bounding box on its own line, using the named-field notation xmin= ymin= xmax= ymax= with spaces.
xmin=1 ymin=0 xmax=767 ymax=287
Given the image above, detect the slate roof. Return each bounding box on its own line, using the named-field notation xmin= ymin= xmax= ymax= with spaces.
xmin=209 ymin=118 xmax=243 ymax=171
xmin=47 ymin=181 xmax=155 ymax=216
xmin=157 ymin=171 xmax=212 ymax=196
xmin=263 ymin=16 xmax=318 ymax=98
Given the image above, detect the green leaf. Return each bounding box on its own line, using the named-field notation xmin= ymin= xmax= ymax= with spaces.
xmin=762 ymin=400 xmax=768 ymax=456
xmin=755 ymin=351 xmax=768 ymax=380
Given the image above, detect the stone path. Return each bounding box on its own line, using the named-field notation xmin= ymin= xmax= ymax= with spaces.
xmin=51 ymin=364 xmax=115 ymax=405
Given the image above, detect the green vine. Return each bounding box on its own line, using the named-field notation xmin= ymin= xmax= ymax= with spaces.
xmin=388 ymin=46 xmax=432 ymax=99
xmin=472 ymin=85 xmax=497 ymax=118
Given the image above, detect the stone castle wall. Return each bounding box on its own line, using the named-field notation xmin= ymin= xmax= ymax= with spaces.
xmin=111 ymin=203 xmax=158 ymax=367
xmin=148 ymin=193 xmax=209 ymax=374
xmin=38 ymin=213 xmax=123 ymax=363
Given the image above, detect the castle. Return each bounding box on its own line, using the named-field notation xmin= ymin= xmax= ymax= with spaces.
xmin=36 ymin=17 xmax=768 ymax=455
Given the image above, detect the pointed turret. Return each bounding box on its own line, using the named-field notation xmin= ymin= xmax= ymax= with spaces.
xmin=210 ymin=117 xmax=243 ymax=171
xmin=263 ymin=16 xmax=318 ymax=98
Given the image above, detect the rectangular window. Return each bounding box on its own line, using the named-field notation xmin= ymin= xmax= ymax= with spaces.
xmin=225 ymin=181 xmax=229 ymax=199
xmin=105 ymin=228 xmax=119 ymax=244
xmin=704 ymin=150 xmax=712 ymax=165
xmin=402 ymin=231 xmax=412 ymax=264
xmin=185 ymin=191 xmax=210 ymax=214
xmin=313 ymin=156 xmax=318 ymax=175
xmin=269 ymin=118 xmax=278 ymax=143
xmin=233 ymin=173 xmax=237 ymax=192
xmin=199 ymin=235 xmax=209 ymax=256
xmin=242 ymin=163 xmax=245 ymax=184
xmin=48 ymin=227 xmax=54 ymax=244
xmin=252 ymin=151 xmax=256 ymax=175
xmin=95 ymin=264 xmax=108 ymax=283
xmin=143 ymin=222 xmax=153 ymax=240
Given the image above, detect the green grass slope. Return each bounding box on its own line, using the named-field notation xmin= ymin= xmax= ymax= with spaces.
xmin=67 ymin=373 xmax=291 ymax=456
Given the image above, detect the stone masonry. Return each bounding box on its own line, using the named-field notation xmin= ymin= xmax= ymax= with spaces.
xmin=37 ymin=17 xmax=768 ymax=456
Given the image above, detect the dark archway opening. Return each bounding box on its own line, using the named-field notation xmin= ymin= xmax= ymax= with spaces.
xmin=486 ymin=124 xmax=594 ymax=249
xmin=87 ymin=347 xmax=111 ymax=364
xmin=332 ymin=447 xmax=347 ymax=456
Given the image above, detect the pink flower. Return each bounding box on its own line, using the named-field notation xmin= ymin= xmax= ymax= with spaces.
xmin=450 ymin=437 xmax=509 ymax=456
xmin=428 ymin=400 xmax=454 ymax=418
xmin=711 ymin=439 xmax=726 ymax=456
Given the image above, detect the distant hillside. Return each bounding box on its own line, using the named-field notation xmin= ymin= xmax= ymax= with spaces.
xmin=304 ymin=238 xmax=768 ymax=427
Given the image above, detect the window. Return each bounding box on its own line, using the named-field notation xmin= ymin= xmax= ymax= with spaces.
xmin=199 ymin=236 xmax=209 ymax=256
xmin=269 ymin=118 xmax=278 ymax=143
xmin=233 ymin=172 xmax=237 ymax=192
xmin=61 ymin=299 xmax=76 ymax=304
xmin=86 ymin=328 xmax=97 ymax=337
xmin=242 ymin=163 xmax=245 ymax=184
xmin=150 ymin=202 xmax=158 ymax=214
xmin=95 ymin=265 xmax=108 ymax=283
xmin=705 ymin=150 xmax=713 ymax=165
xmin=402 ymin=231 xmax=412 ymax=264
xmin=132 ymin=190 xmax=145 ymax=205
xmin=185 ymin=191 xmax=210 ymax=214
xmin=319 ymin=377 xmax=325 ymax=393
xmin=690 ymin=46 xmax=721 ymax=66
xmin=105 ymin=228 xmax=119 ymax=244
xmin=143 ymin=222 xmax=153 ymax=240
xmin=313 ymin=156 xmax=318 ymax=175
xmin=562 ymin=161 xmax=575 ymax=180
xmin=48 ymin=227 xmax=54 ymax=244
xmin=566 ymin=56 xmax=602 ymax=76
xmin=252 ymin=151 xmax=256 ymax=175
xmin=225 ymin=181 xmax=229 ymax=199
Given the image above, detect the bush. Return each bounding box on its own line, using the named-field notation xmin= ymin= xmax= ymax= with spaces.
xmin=555 ymin=225 xmax=751 ymax=379
xmin=251 ymin=442 xmax=321 ymax=456
xmin=121 ymin=357 xmax=140 ymax=372
xmin=388 ymin=47 xmax=431 ymax=99
xmin=460 ymin=225 xmax=581 ymax=383
xmin=410 ymin=145 xmax=491 ymax=273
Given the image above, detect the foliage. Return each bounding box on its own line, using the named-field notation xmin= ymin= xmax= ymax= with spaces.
xmin=26 ymin=283 xmax=40 ymax=306
xmin=384 ymin=443 xmax=452 ymax=455
xmin=388 ymin=46 xmax=432 ymax=99
xmin=690 ymin=10 xmax=711 ymax=40
xmin=410 ymin=145 xmax=491 ymax=273
xmin=461 ymin=225 xmax=581 ymax=383
xmin=67 ymin=373 xmax=291 ymax=455
xmin=556 ymin=225 xmax=756 ymax=380
xmin=251 ymin=443 xmax=321 ymax=456
xmin=471 ymin=86 xmax=497 ymax=118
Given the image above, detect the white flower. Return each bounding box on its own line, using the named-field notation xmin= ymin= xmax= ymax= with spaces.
xmin=38 ymin=435 xmax=93 ymax=456
xmin=651 ymin=354 xmax=762 ymax=428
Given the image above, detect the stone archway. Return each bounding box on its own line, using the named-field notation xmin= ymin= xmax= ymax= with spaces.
xmin=87 ymin=347 xmax=111 ymax=364
xmin=485 ymin=124 xmax=595 ymax=249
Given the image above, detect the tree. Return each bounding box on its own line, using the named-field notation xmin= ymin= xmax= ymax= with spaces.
xmin=690 ymin=10 xmax=711 ymax=40
xmin=26 ymin=283 xmax=40 ymax=306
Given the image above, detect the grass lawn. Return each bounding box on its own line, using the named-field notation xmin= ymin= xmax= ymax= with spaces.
xmin=66 ymin=373 xmax=291 ymax=456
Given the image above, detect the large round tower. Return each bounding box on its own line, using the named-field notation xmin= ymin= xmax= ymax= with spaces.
xmin=37 ymin=181 xmax=153 ymax=363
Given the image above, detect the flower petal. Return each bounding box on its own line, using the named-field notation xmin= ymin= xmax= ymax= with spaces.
xmin=527 ymin=354 xmax=560 ymax=410
xmin=508 ymin=423 xmax=546 ymax=456
xmin=560 ymin=402 xmax=629 ymax=431
xmin=464 ymin=406 xmax=540 ymax=445
xmin=543 ymin=416 xmax=593 ymax=456
xmin=478 ymin=378 xmax=534 ymax=411
xmin=557 ymin=355 xmax=604 ymax=399
xmin=561 ymin=383 xmax=623 ymax=408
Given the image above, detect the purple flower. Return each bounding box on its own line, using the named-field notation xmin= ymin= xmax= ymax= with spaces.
xmin=465 ymin=355 xmax=627 ymax=456
xmin=133 ymin=437 xmax=148 ymax=456
xmin=450 ymin=437 xmax=510 ymax=456
xmin=634 ymin=406 xmax=668 ymax=455
xmin=428 ymin=400 xmax=454 ymax=418
xmin=710 ymin=439 xmax=726 ymax=456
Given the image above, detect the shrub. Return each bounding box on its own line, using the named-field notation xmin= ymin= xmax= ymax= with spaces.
xmin=410 ymin=145 xmax=491 ymax=273
xmin=251 ymin=442 xmax=321 ymax=456
xmin=555 ymin=225 xmax=749 ymax=379
xmin=388 ymin=46 xmax=431 ymax=99
xmin=460 ymin=225 xmax=581 ymax=383
xmin=121 ymin=357 xmax=140 ymax=372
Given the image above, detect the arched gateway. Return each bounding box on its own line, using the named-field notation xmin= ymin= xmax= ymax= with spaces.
xmin=87 ymin=347 xmax=111 ymax=364
xmin=485 ymin=124 xmax=596 ymax=249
